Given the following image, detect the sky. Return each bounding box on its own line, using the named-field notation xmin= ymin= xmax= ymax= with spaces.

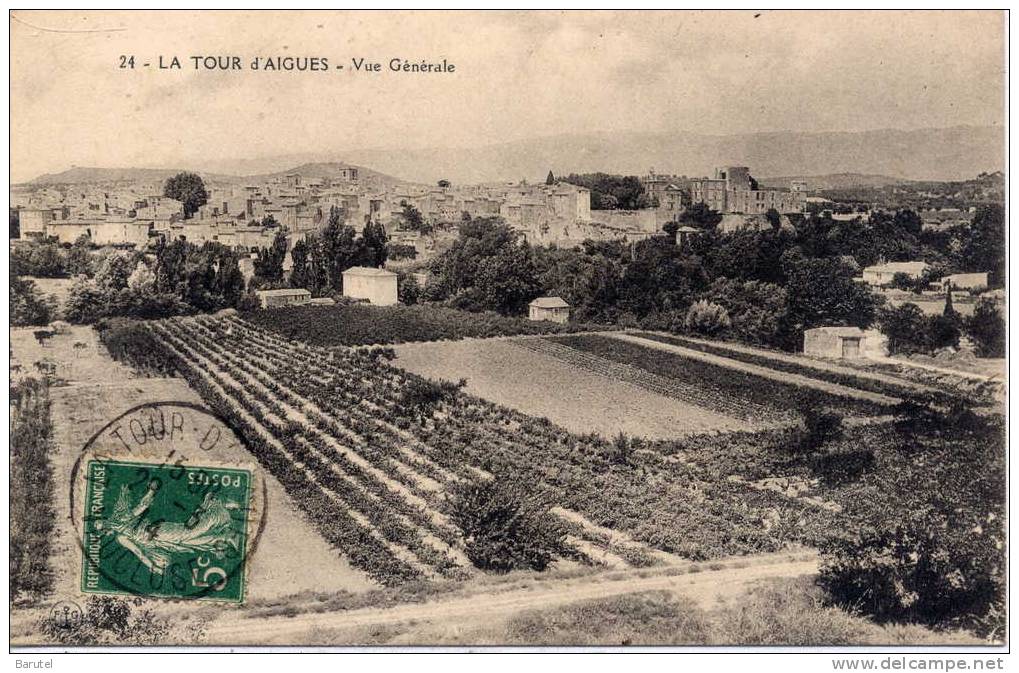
xmin=10 ymin=10 xmax=1006 ymax=182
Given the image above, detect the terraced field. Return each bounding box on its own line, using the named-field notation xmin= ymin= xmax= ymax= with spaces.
xmin=145 ymin=317 xmax=684 ymax=584
xmin=144 ymin=316 xmax=848 ymax=576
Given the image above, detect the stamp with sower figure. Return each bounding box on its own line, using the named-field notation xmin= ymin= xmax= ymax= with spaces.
xmin=71 ymin=402 xmax=265 ymax=604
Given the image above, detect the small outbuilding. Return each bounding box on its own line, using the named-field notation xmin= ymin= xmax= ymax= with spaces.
xmin=342 ymin=266 xmax=398 ymax=306
xmin=674 ymin=225 xmax=701 ymax=250
xmin=256 ymin=288 xmax=312 ymax=309
xmin=803 ymin=326 xmax=867 ymax=359
xmin=529 ymin=296 xmax=571 ymax=324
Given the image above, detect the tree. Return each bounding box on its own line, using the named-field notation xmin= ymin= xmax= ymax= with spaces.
xmin=163 ymin=172 xmax=208 ymax=219
xmin=545 ymin=171 xmax=555 ymax=186
xmin=877 ymin=303 xmax=930 ymax=355
xmin=781 ymin=251 xmax=881 ymax=346
xmin=398 ymin=202 xmax=428 ymax=234
xmin=437 ymin=179 xmax=451 ymax=189
xmin=819 ymin=407 xmax=1004 ymax=631
xmin=253 ymin=229 xmax=288 ymax=286
xmin=9 ymin=208 xmax=19 ymax=238
xmin=320 ymin=207 xmax=362 ymax=292
xmin=961 ymin=204 xmax=1005 ymax=287
xmin=12 ymin=241 xmax=66 ymax=277
xmin=10 ymin=274 xmax=55 ymax=326
xmin=560 ymin=173 xmax=649 ymax=210
xmin=679 ymin=202 xmax=724 ymax=230
xmin=794 ymin=390 xmax=844 ymax=453
xmin=700 ymin=278 xmax=788 ymax=346
xmin=65 ymin=234 xmax=93 ymax=277
xmin=662 ymin=219 xmax=680 ymax=239
xmin=929 ymin=313 xmax=961 ymax=351
xmin=288 ymin=239 xmax=311 ymax=290
xmin=127 ymin=261 xmax=155 ymax=293
xmin=398 ymin=273 xmax=420 ymax=305
xmin=889 ymin=272 xmax=913 ymax=291
xmin=966 ymin=298 xmax=1005 ymax=358
xmin=359 ymin=220 xmax=388 ymax=268
xmin=764 ymin=208 xmax=782 ymax=231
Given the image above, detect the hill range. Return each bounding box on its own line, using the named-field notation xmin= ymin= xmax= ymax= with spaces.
xmin=22 ymin=125 xmax=1002 ymax=188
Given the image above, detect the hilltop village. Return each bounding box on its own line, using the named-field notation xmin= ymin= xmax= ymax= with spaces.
xmin=11 ymin=163 xmax=810 ymax=253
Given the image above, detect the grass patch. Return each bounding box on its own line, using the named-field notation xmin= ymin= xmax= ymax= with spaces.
xmin=500 ymin=579 xmax=982 ymax=646
xmin=505 ymin=591 xmax=711 ymax=646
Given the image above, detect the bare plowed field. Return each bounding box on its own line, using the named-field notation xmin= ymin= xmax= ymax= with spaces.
xmin=392 ymin=337 xmax=746 ymax=439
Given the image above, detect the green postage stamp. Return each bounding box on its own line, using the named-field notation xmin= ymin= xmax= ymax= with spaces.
xmin=80 ymin=459 xmax=252 ymax=602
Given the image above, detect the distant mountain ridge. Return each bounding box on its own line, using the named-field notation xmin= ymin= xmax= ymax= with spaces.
xmin=336 ymin=126 xmax=1002 ymax=184
xmin=22 ymin=125 xmax=1002 ymax=186
xmin=23 ymin=161 xmax=406 ymax=187
xmin=757 ymin=173 xmax=917 ymax=191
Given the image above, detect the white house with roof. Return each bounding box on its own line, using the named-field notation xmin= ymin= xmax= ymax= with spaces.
xmin=803 ymin=326 xmax=888 ymax=359
xmin=342 ymin=266 xmax=398 ymax=305
xmin=256 ymin=288 xmax=312 ymax=309
xmin=529 ymin=296 xmax=571 ymax=324
xmin=861 ymin=261 xmax=929 ymax=286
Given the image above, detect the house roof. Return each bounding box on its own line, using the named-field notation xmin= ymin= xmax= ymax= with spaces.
xmin=257 ymin=288 xmax=312 ymax=296
xmin=530 ymin=296 xmax=570 ymax=309
xmin=806 ymin=326 xmax=865 ymax=338
xmin=342 ymin=266 xmax=397 ymax=277
xmin=863 ymin=261 xmax=929 ymax=274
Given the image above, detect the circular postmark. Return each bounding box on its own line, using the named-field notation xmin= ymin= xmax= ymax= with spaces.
xmin=69 ymin=401 xmax=267 ymax=603
xmin=48 ymin=600 xmax=84 ymax=630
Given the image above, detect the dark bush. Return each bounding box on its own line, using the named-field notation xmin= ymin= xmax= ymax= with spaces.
xmin=819 ymin=407 xmax=1005 ymax=634
xmin=96 ymin=319 xmax=177 ymax=376
xmin=795 ymin=392 xmax=844 ymax=453
xmin=448 ymin=476 xmax=566 ymax=573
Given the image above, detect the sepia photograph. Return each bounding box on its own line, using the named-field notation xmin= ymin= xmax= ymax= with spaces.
xmin=7 ymin=8 xmax=1008 ymax=658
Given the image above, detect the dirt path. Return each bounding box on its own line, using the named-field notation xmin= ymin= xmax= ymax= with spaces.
xmin=203 ymin=556 xmax=819 ymax=645
xmin=607 ymin=333 xmax=898 ymax=405
xmin=643 ymin=331 xmax=939 ymax=393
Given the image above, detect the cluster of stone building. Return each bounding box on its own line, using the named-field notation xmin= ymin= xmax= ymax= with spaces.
xmin=14 ymin=164 xmax=810 ymax=255
xmin=688 ymin=166 xmax=807 ymax=215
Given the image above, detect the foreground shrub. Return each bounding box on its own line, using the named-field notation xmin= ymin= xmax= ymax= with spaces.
xmin=40 ymin=596 xmax=179 ymax=645
xmin=448 ymin=477 xmax=566 ymax=573
xmin=819 ymin=405 xmax=1005 ymax=634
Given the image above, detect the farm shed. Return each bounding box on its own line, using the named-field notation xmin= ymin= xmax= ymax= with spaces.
xmin=342 ymin=266 xmax=398 ymax=306
xmin=257 ymin=288 xmax=312 ymax=309
xmin=803 ymin=326 xmax=868 ymax=359
xmin=529 ymin=297 xmax=571 ymax=324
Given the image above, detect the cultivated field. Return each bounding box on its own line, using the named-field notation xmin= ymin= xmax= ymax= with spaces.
xmin=11 ymin=316 xmax=998 ymax=645
xmin=9 ymin=327 xmax=376 ymax=608
xmin=393 ymin=337 xmax=750 ymax=438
